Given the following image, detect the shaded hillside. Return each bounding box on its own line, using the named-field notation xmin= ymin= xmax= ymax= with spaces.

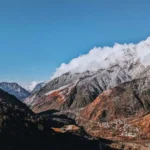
xmin=0 ymin=89 xmax=32 ymax=113
xmin=0 ymin=89 xmax=114 ymax=150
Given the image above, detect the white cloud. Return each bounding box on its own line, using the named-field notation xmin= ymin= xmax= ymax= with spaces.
xmin=26 ymin=81 xmax=40 ymax=92
xmin=51 ymin=37 xmax=150 ymax=79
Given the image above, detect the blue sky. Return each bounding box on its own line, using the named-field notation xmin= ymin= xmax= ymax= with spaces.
xmin=0 ymin=0 xmax=150 ymax=87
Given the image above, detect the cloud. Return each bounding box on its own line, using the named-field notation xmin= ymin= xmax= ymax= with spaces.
xmin=51 ymin=37 xmax=150 ymax=79
xmin=26 ymin=81 xmax=41 ymax=92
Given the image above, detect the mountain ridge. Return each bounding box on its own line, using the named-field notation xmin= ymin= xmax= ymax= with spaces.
xmin=0 ymin=82 xmax=30 ymax=100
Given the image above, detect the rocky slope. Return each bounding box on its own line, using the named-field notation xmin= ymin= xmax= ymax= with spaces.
xmin=77 ymin=77 xmax=150 ymax=140
xmin=0 ymin=82 xmax=30 ymax=100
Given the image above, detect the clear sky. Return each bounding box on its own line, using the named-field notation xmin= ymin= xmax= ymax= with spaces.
xmin=0 ymin=0 xmax=150 ymax=87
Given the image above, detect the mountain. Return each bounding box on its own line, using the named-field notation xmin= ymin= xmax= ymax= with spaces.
xmin=0 ymin=82 xmax=30 ymax=100
xmin=24 ymin=45 xmax=143 ymax=113
xmin=3 ymin=38 xmax=150 ymax=149
xmin=24 ymin=38 xmax=150 ymax=114
xmin=25 ymin=66 xmax=131 ymax=113
xmin=22 ymin=37 xmax=150 ymax=149
xmin=0 ymin=83 xmax=149 ymax=149
xmin=78 ymin=77 xmax=150 ymax=140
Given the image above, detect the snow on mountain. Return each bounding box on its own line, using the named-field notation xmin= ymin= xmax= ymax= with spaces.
xmin=0 ymin=82 xmax=30 ymax=100
xmin=25 ymin=59 xmax=133 ymax=112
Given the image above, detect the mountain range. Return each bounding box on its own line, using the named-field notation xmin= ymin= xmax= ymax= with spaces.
xmin=0 ymin=81 xmax=46 ymax=101
xmin=24 ymin=41 xmax=146 ymax=113
xmin=2 ymin=38 xmax=150 ymax=149
xmin=23 ymin=37 xmax=150 ymax=149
